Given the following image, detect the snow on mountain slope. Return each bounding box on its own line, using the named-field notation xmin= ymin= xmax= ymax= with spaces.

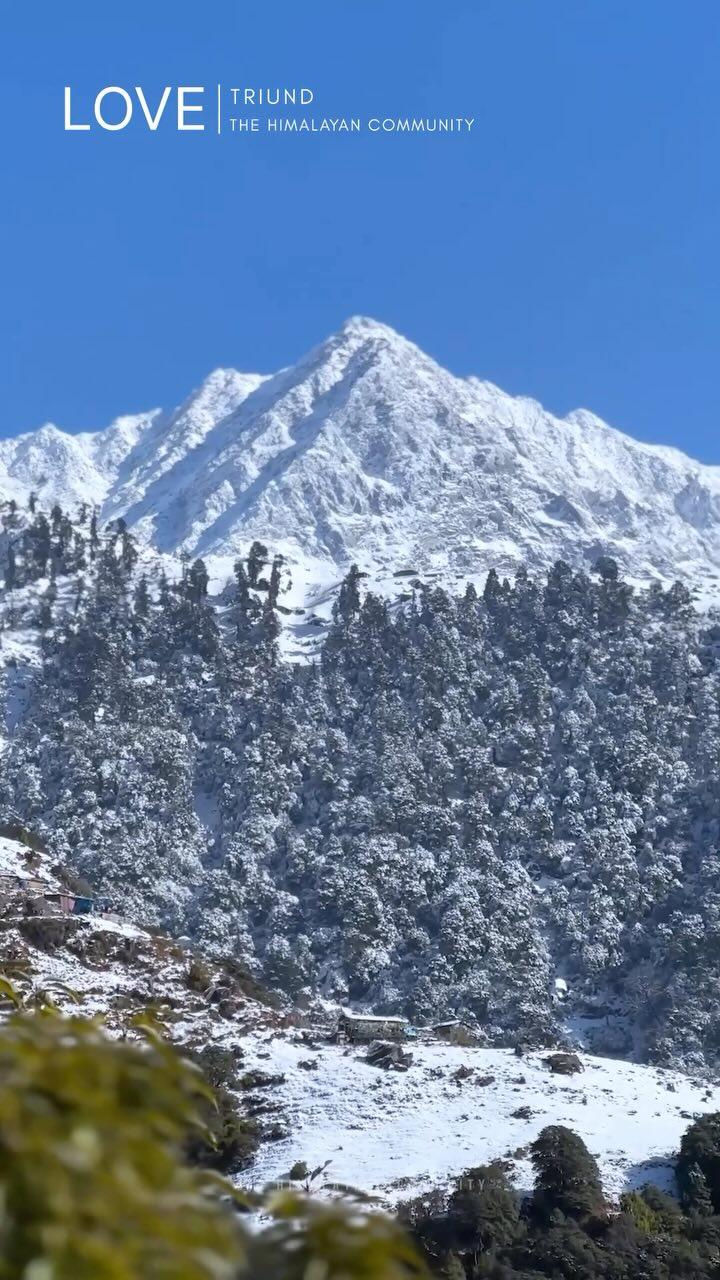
xmin=0 ymin=418 xmax=146 ymax=510
xmin=5 ymin=318 xmax=720 ymax=608
xmin=102 ymin=368 xmax=268 ymax=531
xmin=240 ymin=1033 xmax=720 ymax=1206
xmin=0 ymin=369 xmax=265 ymax=517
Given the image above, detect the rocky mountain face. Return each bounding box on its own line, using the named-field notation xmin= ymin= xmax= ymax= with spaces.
xmin=3 ymin=318 xmax=720 ymax=607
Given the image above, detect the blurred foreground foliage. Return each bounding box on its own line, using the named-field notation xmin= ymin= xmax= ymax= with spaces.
xmin=0 ymin=995 xmax=427 ymax=1280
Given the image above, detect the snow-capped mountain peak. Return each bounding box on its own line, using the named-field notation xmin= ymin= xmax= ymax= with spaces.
xmin=3 ymin=320 xmax=720 ymax=611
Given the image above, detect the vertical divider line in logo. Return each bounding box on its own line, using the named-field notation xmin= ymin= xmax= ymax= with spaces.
xmin=217 ymin=84 xmax=222 ymax=135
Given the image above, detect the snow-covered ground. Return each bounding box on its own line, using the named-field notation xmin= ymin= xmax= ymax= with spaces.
xmin=0 ymin=834 xmax=57 ymax=884
xmin=0 ymin=826 xmax=715 ymax=1209
xmin=238 ymin=1031 xmax=720 ymax=1205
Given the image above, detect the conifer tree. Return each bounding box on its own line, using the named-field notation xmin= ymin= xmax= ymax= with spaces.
xmin=5 ymin=543 xmax=16 ymax=591
xmin=335 ymin=563 xmax=363 ymax=623
xmin=89 ymin=508 xmax=100 ymax=559
xmin=247 ymin=540 xmax=268 ymax=587
xmin=678 ymin=1113 xmax=720 ymax=1213
xmin=530 ymin=1125 xmax=605 ymax=1223
xmin=268 ymin=555 xmax=282 ymax=608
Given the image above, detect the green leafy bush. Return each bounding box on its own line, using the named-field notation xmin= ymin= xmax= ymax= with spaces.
xmin=0 ymin=1008 xmax=244 ymax=1278
xmin=186 ymin=1082 xmax=260 ymax=1174
xmin=0 ymin=998 xmax=427 ymax=1280
xmin=249 ymin=1191 xmax=428 ymax=1280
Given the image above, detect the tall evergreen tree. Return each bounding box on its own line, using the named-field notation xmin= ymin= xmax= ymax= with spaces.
xmin=530 ymin=1126 xmax=605 ymax=1223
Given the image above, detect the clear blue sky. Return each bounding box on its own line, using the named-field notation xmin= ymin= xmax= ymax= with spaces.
xmin=2 ymin=1 xmax=719 ymax=459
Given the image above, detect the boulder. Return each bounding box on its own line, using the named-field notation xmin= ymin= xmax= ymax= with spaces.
xmin=365 ymin=1040 xmax=414 ymax=1071
xmin=543 ymin=1051 xmax=583 ymax=1075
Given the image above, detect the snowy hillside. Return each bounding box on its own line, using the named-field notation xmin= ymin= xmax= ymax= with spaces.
xmin=240 ymin=1032 xmax=720 ymax=1206
xmin=0 ymin=831 xmax=287 ymax=1148
xmin=4 ymin=318 xmax=720 ymax=611
xmin=0 ymin=823 xmax=718 ymax=1215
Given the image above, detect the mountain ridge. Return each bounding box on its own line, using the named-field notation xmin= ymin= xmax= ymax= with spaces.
xmin=3 ymin=319 xmax=720 ymax=607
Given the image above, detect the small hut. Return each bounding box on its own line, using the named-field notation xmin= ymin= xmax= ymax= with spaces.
xmin=43 ymin=891 xmax=77 ymax=914
xmin=0 ymin=871 xmax=55 ymax=902
xmin=337 ymin=1010 xmax=409 ymax=1044
xmin=72 ymin=896 xmax=96 ymax=916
